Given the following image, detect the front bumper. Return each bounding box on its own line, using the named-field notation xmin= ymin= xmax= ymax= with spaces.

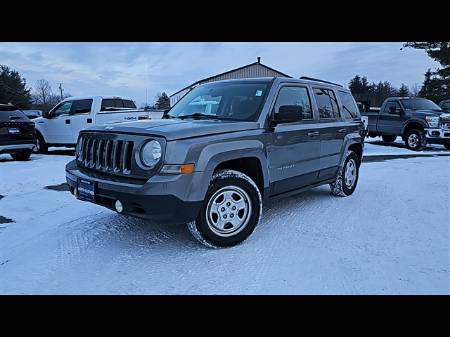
xmin=0 ymin=143 xmax=35 ymax=154
xmin=425 ymin=128 xmax=450 ymax=143
xmin=65 ymin=160 xmax=207 ymax=224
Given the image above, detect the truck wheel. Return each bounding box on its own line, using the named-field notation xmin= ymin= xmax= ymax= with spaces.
xmin=11 ymin=150 xmax=32 ymax=161
xmin=382 ymin=135 xmax=397 ymax=142
xmin=34 ymin=132 xmax=48 ymax=154
xmin=330 ymin=150 xmax=359 ymax=197
xmin=405 ymin=129 xmax=425 ymax=151
xmin=187 ymin=169 xmax=262 ymax=248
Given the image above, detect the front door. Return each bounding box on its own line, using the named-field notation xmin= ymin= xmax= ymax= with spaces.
xmin=43 ymin=101 xmax=73 ymax=144
xmin=266 ymin=85 xmax=321 ymax=196
xmin=378 ymin=101 xmax=405 ymax=135
xmin=69 ymin=99 xmax=94 ymax=143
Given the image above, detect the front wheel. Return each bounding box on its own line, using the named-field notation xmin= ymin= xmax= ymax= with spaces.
xmin=330 ymin=150 xmax=359 ymax=197
xmin=405 ymin=129 xmax=425 ymax=151
xmin=33 ymin=132 xmax=48 ymax=154
xmin=187 ymin=169 xmax=262 ymax=248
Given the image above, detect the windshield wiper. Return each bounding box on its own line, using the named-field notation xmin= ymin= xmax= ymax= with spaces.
xmin=177 ymin=113 xmax=219 ymax=120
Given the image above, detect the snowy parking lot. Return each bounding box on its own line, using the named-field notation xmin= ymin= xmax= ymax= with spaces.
xmin=0 ymin=140 xmax=449 ymax=294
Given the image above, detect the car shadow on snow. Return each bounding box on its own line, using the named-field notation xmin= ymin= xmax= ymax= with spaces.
xmin=74 ymin=186 xmax=334 ymax=251
xmin=367 ymin=140 xmax=447 ymax=152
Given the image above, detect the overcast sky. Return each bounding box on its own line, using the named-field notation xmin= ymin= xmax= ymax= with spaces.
xmin=0 ymin=42 xmax=439 ymax=106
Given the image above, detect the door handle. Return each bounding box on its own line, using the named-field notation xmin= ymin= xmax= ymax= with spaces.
xmin=87 ymin=118 xmax=92 ymax=124
xmin=307 ymin=131 xmax=320 ymax=137
xmin=338 ymin=128 xmax=347 ymax=133
xmin=65 ymin=119 xmax=71 ymax=124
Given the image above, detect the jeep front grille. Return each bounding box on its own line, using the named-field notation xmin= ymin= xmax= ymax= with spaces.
xmin=77 ymin=135 xmax=134 ymax=175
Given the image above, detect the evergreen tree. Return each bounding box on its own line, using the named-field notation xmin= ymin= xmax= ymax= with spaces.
xmin=155 ymin=92 xmax=171 ymax=110
xmin=0 ymin=65 xmax=32 ymax=108
xmin=398 ymin=84 xmax=410 ymax=97
xmin=404 ymin=42 xmax=450 ymax=102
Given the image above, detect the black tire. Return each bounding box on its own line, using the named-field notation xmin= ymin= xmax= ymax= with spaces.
xmin=34 ymin=132 xmax=48 ymax=154
xmin=382 ymin=135 xmax=397 ymax=142
xmin=444 ymin=142 xmax=450 ymax=150
xmin=187 ymin=169 xmax=262 ymax=248
xmin=10 ymin=150 xmax=31 ymax=161
xmin=330 ymin=150 xmax=359 ymax=197
xmin=404 ymin=129 xmax=426 ymax=151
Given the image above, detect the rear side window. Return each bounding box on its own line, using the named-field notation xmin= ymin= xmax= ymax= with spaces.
xmin=338 ymin=91 xmax=360 ymax=118
xmin=123 ymin=100 xmax=136 ymax=109
xmin=273 ymin=86 xmax=313 ymax=120
xmin=313 ymin=88 xmax=340 ymax=119
xmin=441 ymin=102 xmax=450 ymax=109
xmin=71 ymin=99 xmax=93 ymax=114
xmin=101 ymin=99 xmax=122 ymax=111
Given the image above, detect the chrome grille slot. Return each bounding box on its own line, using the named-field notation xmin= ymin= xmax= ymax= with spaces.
xmin=76 ymin=133 xmax=144 ymax=178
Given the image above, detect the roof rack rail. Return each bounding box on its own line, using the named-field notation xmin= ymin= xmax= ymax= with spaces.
xmin=300 ymin=76 xmax=343 ymax=87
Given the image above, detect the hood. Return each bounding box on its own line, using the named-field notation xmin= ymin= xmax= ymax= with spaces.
xmin=88 ymin=118 xmax=260 ymax=141
xmin=408 ymin=109 xmax=443 ymax=117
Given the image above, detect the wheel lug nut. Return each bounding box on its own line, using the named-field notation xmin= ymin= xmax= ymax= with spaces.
xmin=226 ymin=202 xmax=231 ymax=206
xmin=223 ymin=214 xmax=227 ymax=219
xmin=230 ymin=214 xmax=234 ymax=218
xmin=232 ymin=206 xmax=236 ymax=210
xmin=221 ymin=207 xmax=225 ymax=212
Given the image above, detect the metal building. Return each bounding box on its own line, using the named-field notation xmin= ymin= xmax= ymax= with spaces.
xmin=169 ymin=57 xmax=291 ymax=106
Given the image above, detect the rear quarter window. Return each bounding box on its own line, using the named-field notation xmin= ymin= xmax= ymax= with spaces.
xmin=338 ymin=91 xmax=360 ymax=118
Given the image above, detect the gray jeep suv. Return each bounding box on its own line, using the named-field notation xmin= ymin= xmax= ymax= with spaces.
xmin=66 ymin=77 xmax=365 ymax=247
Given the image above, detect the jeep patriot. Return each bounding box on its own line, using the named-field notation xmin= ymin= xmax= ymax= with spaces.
xmin=66 ymin=77 xmax=365 ymax=247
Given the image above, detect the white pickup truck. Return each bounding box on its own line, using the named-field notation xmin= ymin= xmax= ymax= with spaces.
xmin=33 ymin=96 xmax=150 ymax=153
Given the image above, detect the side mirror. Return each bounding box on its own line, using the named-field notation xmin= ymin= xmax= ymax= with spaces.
xmin=273 ymin=105 xmax=303 ymax=124
xmin=43 ymin=110 xmax=52 ymax=119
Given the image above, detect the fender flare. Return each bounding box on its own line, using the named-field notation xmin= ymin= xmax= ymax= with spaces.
xmin=401 ymin=119 xmax=427 ymax=136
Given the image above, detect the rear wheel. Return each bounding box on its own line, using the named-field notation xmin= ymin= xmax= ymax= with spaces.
xmin=33 ymin=132 xmax=48 ymax=154
xmin=187 ymin=169 xmax=262 ymax=248
xmin=405 ymin=129 xmax=425 ymax=151
xmin=10 ymin=150 xmax=31 ymax=161
xmin=330 ymin=150 xmax=359 ymax=197
xmin=382 ymin=135 xmax=397 ymax=142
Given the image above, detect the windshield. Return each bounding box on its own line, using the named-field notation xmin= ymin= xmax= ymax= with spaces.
xmin=401 ymin=99 xmax=441 ymax=111
xmin=167 ymin=82 xmax=269 ymax=121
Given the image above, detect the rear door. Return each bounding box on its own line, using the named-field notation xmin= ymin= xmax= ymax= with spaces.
xmin=377 ymin=101 xmax=405 ymax=135
xmin=266 ymin=85 xmax=321 ymax=195
xmin=312 ymin=87 xmax=347 ymax=181
xmin=69 ymin=99 xmax=94 ymax=143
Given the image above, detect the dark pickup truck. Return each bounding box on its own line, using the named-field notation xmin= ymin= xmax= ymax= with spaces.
xmin=362 ymin=97 xmax=450 ymax=150
xmin=0 ymin=104 xmax=35 ymax=160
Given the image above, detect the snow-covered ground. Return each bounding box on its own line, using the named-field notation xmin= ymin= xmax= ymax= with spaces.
xmin=0 ymin=143 xmax=449 ymax=294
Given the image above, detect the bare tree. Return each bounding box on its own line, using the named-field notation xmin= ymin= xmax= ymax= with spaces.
xmin=409 ymin=83 xmax=421 ymax=97
xmin=33 ymin=79 xmax=53 ymax=105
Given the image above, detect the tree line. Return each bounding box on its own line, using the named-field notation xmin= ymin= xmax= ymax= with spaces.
xmin=349 ymin=42 xmax=449 ymax=108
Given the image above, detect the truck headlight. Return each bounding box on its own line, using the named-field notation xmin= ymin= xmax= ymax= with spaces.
xmin=140 ymin=140 xmax=162 ymax=168
xmin=425 ymin=116 xmax=439 ymax=128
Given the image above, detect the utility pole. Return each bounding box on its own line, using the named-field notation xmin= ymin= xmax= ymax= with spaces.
xmin=58 ymin=83 xmax=64 ymax=100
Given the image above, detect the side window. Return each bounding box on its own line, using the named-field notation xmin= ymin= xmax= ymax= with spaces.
xmin=101 ymin=99 xmax=122 ymax=111
xmin=383 ymin=101 xmax=401 ymax=114
xmin=273 ymin=86 xmax=313 ymax=121
xmin=313 ymin=88 xmax=340 ymax=119
xmin=53 ymin=101 xmax=73 ymax=117
xmin=123 ymin=100 xmax=136 ymax=109
xmin=442 ymin=102 xmax=450 ymax=110
xmin=338 ymin=91 xmax=360 ymax=119
xmin=71 ymin=99 xmax=93 ymax=115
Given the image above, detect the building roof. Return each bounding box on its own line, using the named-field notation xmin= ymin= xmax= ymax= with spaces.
xmin=170 ymin=59 xmax=291 ymax=98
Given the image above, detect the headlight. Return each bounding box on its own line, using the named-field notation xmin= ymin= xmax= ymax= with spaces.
xmin=140 ymin=140 xmax=162 ymax=168
xmin=425 ymin=116 xmax=440 ymax=128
